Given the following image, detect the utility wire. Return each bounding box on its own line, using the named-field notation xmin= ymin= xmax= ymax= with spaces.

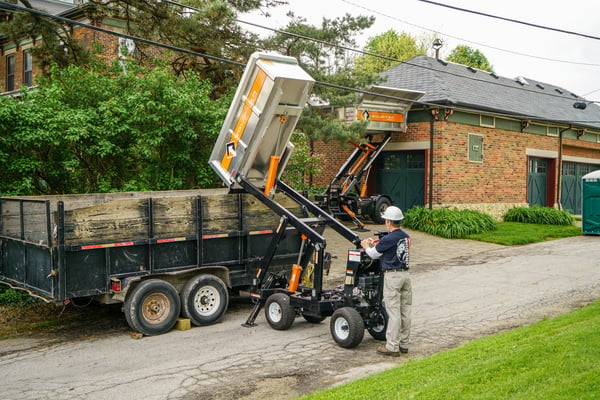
xmin=341 ymin=0 xmax=600 ymax=67
xmin=1 ymin=1 xmax=599 ymax=125
xmin=417 ymin=0 xmax=600 ymax=41
xmin=161 ymin=0 xmax=595 ymax=103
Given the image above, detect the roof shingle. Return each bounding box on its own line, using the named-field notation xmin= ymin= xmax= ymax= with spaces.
xmin=382 ymin=55 xmax=600 ymax=130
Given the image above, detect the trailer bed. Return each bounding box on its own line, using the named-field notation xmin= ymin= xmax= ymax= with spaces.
xmin=0 ymin=190 xmax=306 ymax=302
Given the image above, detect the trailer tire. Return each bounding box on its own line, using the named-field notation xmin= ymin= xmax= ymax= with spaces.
xmin=180 ymin=274 xmax=229 ymax=326
xmin=367 ymin=308 xmax=388 ymax=341
xmin=124 ymin=279 xmax=181 ymax=336
xmin=265 ymin=293 xmax=296 ymax=330
xmin=371 ymin=197 xmax=391 ymax=224
xmin=330 ymin=307 xmax=364 ymax=348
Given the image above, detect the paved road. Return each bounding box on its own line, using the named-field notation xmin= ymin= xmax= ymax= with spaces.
xmin=1 ymin=229 xmax=599 ymax=399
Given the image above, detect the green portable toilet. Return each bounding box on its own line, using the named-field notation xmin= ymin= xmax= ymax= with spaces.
xmin=582 ymin=169 xmax=600 ymax=235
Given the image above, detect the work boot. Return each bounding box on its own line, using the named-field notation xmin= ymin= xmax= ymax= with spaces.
xmin=399 ymin=346 xmax=409 ymax=354
xmin=376 ymin=345 xmax=400 ymax=357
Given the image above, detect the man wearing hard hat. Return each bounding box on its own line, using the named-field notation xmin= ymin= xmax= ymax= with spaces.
xmin=361 ymin=206 xmax=412 ymax=357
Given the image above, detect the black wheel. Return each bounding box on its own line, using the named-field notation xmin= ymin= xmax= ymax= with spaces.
xmin=180 ymin=274 xmax=229 ymax=326
xmin=124 ymin=279 xmax=181 ymax=336
xmin=265 ymin=293 xmax=296 ymax=330
xmin=367 ymin=308 xmax=388 ymax=341
xmin=330 ymin=307 xmax=365 ymax=348
xmin=371 ymin=197 xmax=392 ymax=224
xmin=302 ymin=314 xmax=326 ymax=324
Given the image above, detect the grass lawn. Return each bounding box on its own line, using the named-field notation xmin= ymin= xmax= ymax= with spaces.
xmin=467 ymin=222 xmax=582 ymax=245
xmin=302 ymin=299 xmax=600 ymax=400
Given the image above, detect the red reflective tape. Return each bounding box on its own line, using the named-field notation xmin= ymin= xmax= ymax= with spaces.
xmin=157 ymin=237 xmax=187 ymax=243
xmin=81 ymin=241 xmax=134 ymax=250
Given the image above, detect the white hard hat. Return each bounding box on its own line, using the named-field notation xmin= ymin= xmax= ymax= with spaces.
xmin=381 ymin=206 xmax=404 ymax=221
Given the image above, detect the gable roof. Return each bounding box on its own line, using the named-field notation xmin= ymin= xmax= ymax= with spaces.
xmin=21 ymin=0 xmax=75 ymax=15
xmin=382 ymin=55 xmax=600 ymax=130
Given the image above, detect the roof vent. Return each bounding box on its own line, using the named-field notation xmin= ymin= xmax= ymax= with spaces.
xmin=467 ymin=66 xmax=477 ymax=73
xmin=555 ymin=88 xmax=563 ymax=94
xmin=515 ymin=76 xmax=529 ymax=86
xmin=536 ymin=83 xmax=545 ymax=90
xmin=490 ymin=72 xmax=499 ymax=79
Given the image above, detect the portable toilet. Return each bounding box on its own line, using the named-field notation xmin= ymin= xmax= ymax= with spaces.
xmin=582 ymin=169 xmax=600 ymax=235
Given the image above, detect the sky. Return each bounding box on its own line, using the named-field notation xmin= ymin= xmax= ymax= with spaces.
xmin=240 ymin=0 xmax=600 ymax=103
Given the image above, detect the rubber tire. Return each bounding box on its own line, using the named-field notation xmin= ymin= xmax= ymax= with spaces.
xmin=302 ymin=314 xmax=326 ymax=324
xmin=367 ymin=308 xmax=388 ymax=341
xmin=371 ymin=197 xmax=392 ymax=224
xmin=330 ymin=307 xmax=365 ymax=348
xmin=265 ymin=293 xmax=296 ymax=330
xmin=180 ymin=274 xmax=229 ymax=326
xmin=124 ymin=279 xmax=181 ymax=336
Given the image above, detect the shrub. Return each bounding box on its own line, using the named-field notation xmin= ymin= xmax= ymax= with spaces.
xmin=503 ymin=206 xmax=574 ymax=226
xmin=0 ymin=286 xmax=37 ymax=307
xmin=403 ymin=207 xmax=496 ymax=239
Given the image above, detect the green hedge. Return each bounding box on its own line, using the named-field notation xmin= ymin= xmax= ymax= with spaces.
xmin=503 ymin=206 xmax=574 ymax=226
xmin=403 ymin=207 xmax=496 ymax=239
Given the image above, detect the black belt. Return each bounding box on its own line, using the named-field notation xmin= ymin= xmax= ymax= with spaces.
xmin=384 ymin=268 xmax=409 ymax=272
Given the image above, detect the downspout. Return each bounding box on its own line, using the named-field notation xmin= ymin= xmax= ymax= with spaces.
xmin=428 ymin=108 xmax=436 ymax=210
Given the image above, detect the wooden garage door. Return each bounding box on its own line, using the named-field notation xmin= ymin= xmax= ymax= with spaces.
xmin=375 ymin=151 xmax=425 ymax=211
xmin=528 ymin=157 xmax=547 ymax=207
xmin=562 ymin=162 xmax=598 ymax=214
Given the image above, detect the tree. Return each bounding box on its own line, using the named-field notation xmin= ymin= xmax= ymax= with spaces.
xmin=446 ymin=45 xmax=494 ymax=72
xmin=0 ymin=60 xmax=228 ymax=195
xmin=0 ymin=0 xmax=284 ymax=93
xmin=0 ymin=0 xmax=92 ymax=71
xmin=354 ymin=30 xmax=428 ymax=75
xmin=260 ymin=13 xmax=377 ymax=188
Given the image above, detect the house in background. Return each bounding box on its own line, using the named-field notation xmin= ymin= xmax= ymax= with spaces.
xmin=313 ymin=55 xmax=600 ymax=217
xmin=0 ymin=0 xmax=127 ymax=94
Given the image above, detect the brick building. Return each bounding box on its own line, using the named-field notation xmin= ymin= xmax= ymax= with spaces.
xmin=313 ymin=55 xmax=600 ymax=217
xmin=0 ymin=0 xmax=122 ymax=94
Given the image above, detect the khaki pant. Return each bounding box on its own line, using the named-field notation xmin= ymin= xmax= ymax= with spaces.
xmin=383 ymin=270 xmax=412 ymax=351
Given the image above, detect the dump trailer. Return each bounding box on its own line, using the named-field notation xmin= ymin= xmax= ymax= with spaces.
xmin=315 ymin=86 xmax=424 ymax=230
xmin=0 ymin=189 xmax=312 ymax=335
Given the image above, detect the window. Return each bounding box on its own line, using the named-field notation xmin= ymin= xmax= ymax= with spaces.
xmin=6 ymin=54 xmax=15 ymax=91
xmin=23 ymin=51 xmax=33 ymax=87
xmin=468 ymin=134 xmax=484 ymax=162
xmin=480 ymin=115 xmax=495 ymax=128
xmin=547 ymin=126 xmax=559 ymax=137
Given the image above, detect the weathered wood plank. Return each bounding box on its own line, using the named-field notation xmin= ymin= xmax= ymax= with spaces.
xmin=2 ymin=189 xmax=306 ymax=245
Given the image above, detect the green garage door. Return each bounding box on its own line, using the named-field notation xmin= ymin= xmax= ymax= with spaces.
xmin=528 ymin=157 xmax=547 ymax=207
xmin=375 ymin=151 xmax=425 ymax=211
xmin=562 ymin=162 xmax=598 ymax=214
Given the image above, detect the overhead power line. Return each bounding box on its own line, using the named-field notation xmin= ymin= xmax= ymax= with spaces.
xmin=341 ymin=0 xmax=600 ymax=67
xmin=0 ymin=1 xmax=599 ymax=125
xmin=417 ymin=0 xmax=600 ymax=41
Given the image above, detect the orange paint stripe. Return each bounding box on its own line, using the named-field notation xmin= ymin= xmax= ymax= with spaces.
xmin=357 ymin=110 xmax=404 ymax=123
xmin=221 ymin=69 xmax=268 ymax=171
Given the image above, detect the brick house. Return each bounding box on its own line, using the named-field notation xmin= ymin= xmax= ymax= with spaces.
xmin=313 ymin=55 xmax=600 ymax=217
xmin=0 ymin=0 xmax=123 ymax=94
